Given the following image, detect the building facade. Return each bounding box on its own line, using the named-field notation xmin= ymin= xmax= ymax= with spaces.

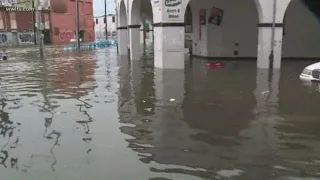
xmin=94 ymin=14 xmax=117 ymax=41
xmin=0 ymin=5 xmax=50 ymax=47
xmin=50 ymin=0 xmax=95 ymax=45
xmin=0 ymin=0 xmax=95 ymax=46
xmin=116 ymin=0 xmax=320 ymax=70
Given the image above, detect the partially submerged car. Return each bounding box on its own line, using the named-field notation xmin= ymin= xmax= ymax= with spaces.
xmin=299 ymin=62 xmax=320 ymax=82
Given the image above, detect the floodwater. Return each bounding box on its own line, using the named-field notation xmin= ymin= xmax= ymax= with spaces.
xmin=0 ymin=46 xmax=320 ymax=180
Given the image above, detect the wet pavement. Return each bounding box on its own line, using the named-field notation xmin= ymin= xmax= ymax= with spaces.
xmin=0 ymin=47 xmax=320 ymax=180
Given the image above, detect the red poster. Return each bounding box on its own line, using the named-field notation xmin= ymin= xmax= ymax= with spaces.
xmin=199 ymin=9 xmax=206 ymax=39
xmin=208 ymin=7 xmax=224 ymax=26
xmin=199 ymin=9 xmax=206 ymax=25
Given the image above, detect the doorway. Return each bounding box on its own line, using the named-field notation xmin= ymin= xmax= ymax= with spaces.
xmin=42 ymin=30 xmax=51 ymax=44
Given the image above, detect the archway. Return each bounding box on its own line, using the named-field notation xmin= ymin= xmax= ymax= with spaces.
xmin=183 ymin=0 xmax=260 ymax=59
xmin=282 ymin=0 xmax=320 ymax=59
xmin=184 ymin=4 xmax=193 ymax=55
xmin=129 ymin=0 xmax=154 ymax=60
xmin=117 ymin=0 xmax=128 ymax=55
xmin=119 ymin=0 xmax=127 ymax=27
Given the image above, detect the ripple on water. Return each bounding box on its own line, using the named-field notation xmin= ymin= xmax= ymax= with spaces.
xmin=1 ymin=48 xmax=320 ymax=180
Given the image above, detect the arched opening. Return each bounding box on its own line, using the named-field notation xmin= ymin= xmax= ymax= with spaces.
xmin=129 ymin=0 xmax=154 ymax=59
xmin=282 ymin=0 xmax=320 ymax=59
xmin=139 ymin=0 xmax=153 ymax=47
xmin=184 ymin=4 xmax=193 ymax=55
xmin=118 ymin=0 xmax=128 ymax=55
xmin=129 ymin=0 xmax=155 ymax=114
xmin=184 ymin=0 xmax=260 ymax=59
xmin=119 ymin=0 xmax=127 ymax=27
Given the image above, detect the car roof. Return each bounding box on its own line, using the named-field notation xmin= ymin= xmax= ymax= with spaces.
xmin=305 ymin=62 xmax=320 ymax=70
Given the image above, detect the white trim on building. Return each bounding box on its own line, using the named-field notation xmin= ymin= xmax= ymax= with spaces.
xmin=117 ymin=0 xmax=320 ymax=69
xmin=94 ymin=14 xmax=117 ymax=41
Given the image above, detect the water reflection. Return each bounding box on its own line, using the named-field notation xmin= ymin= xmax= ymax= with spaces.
xmin=118 ymin=59 xmax=320 ymax=179
xmin=1 ymin=46 xmax=320 ymax=179
xmin=0 ymin=49 xmax=98 ymax=178
xmin=0 ymin=95 xmax=20 ymax=170
xmin=40 ymin=60 xmax=60 ymax=172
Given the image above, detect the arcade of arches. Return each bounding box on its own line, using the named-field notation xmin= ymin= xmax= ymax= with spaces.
xmin=116 ymin=0 xmax=320 ymax=69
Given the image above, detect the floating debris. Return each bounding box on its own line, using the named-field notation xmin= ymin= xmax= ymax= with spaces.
xmin=216 ymin=169 xmax=244 ymax=178
xmin=63 ymin=40 xmax=118 ymax=51
xmin=261 ymin=91 xmax=269 ymax=95
xmin=141 ymin=119 xmax=152 ymax=123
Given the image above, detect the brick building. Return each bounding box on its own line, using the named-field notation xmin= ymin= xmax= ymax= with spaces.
xmin=0 ymin=5 xmax=50 ymax=46
xmin=0 ymin=0 xmax=94 ymax=46
xmin=51 ymin=0 xmax=95 ymax=45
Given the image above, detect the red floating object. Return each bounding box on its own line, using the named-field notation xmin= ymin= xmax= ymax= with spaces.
xmin=205 ymin=62 xmax=225 ymax=68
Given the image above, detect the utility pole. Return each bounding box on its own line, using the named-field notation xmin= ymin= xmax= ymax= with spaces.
xmin=115 ymin=0 xmax=118 ymax=53
xmin=105 ymin=0 xmax=108 ymax=40
xmin=32 ymin=0 xmax=37 ymax=45
xmin=35 ymin=0 xmax=44 ymax=58
xmin=75 ymin=0 xmax=80 ymax=51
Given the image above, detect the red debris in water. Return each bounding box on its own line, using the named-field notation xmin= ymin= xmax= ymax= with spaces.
xmin=205 ymin=62 xmax=225 ymax=68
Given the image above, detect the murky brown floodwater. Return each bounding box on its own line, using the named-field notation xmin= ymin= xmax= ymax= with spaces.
xmin=0 ymin=47 xmax=320 ymax=180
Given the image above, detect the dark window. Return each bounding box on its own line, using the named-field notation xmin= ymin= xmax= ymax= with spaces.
xmin=95 ymin=18 xmax=98 ymax=24
xmin=112 ymin=16 xmax=115 ymax=23
xmin=79 ymin=30 xmax=85 ymax=39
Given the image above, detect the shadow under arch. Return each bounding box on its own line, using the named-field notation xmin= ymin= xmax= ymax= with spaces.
xmin=182 ymin=0 xmax=260 ymax=59
xmin=130 ymin=0 xmax=154 ymax=24
xmin=282 ymin=0 xmax=320 ymax=59
xmin=130 ymin=0 xmax=154 ymax=59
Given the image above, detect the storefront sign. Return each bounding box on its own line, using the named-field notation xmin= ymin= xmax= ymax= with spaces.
xmin=165 ymin=0 xmax=181 ymax=6
xmin=153 ymin=0 xmax=160 ymax=7
xmin=164 ymin=0 xmax=182 ymax=21
xmin=208 ymin=6 xmax=224 ymax=25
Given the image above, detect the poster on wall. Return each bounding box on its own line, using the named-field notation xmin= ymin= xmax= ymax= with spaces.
xmin=199 ymin=9 xmax=206 ymax=25
xmin=208 ymin=6 xmax=224 ymax=25
xmin=199 ymin=9 xmax=206 ymax=40
xmin=164 ymin=0 xmax=183 ymax=22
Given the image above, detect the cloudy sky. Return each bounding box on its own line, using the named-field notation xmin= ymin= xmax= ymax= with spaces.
xmin=93 ymin=0 xmax=116 ymax=17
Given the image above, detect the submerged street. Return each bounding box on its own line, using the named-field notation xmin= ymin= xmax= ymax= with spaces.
xmin=0 ymin=47 xmax=320 ymax=180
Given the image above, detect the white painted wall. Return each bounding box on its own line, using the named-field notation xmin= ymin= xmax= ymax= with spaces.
xmin=282 ymin=0 xmax=320 ymax=58
xmin=117 ymin=0 xmax=320 ymax=69
xmin=188 ymin=0 xmax=259 ymax=58
xmin=94 ymin=15 xmax=117 ymax=41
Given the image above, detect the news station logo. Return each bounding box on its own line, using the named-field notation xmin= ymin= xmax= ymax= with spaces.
xmin=6 ymin=7 xmax=35 ymax=11
xmin=0 ymin=0 xmax=35 ymax=11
